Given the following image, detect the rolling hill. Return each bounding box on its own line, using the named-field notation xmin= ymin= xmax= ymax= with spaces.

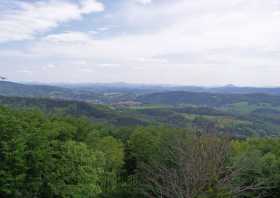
xmin=0 ymin=81 xmax=70 ymax=97
xmin=0 ymin=95 xmax=148 ymax=126
xmin=136 ymin=91 xmax=280 ymax=107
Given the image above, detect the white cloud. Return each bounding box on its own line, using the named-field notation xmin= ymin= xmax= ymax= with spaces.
xmin=97 ymin=63 xmax=121 ymax=68
xmin=44 ymin=31 xmax=93 ymax=43
xmin=97 ymin=27 xmax=110 ymax=31
xmin=3 ymin=0 xmax=280 ymax=85
xmin=134 ymin=57 xmax=168 ymax=64
xmin=43 ymin=64 xmax=57 ymax=70
xmin=0 ymin=0 xmax=104 ymax=43
xmin=46 ymin=64 xmax=56 ymax=68
xmin=133 ymin=0 xmax=152 ymax=5
xmin=17 ymin=69 xmax=33 ymax=75
xmin=80 ymin=0 xmax=104 ymax=14
xmin=80 ymin=68 xmax=94 ymax=73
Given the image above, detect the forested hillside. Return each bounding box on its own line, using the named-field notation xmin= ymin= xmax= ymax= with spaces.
xmin=2 ymin=95 xmax=280 ymax=137
xmin=1 ymin=106 xmax=280 ymax=197
xmin=2 ymin=82 xmax=280 ymax=197
xmin=0 ymin=96 xmax=148 ymax=126
xmin=0 ymin=81 xmax=101 ymax=102
xmin=137 ymin=91 xmax=280 ymax=107
xmin=0 ymin=81 xmax=70 ymax=97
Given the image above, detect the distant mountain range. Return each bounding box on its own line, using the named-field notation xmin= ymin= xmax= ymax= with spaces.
xmin=1 ymin=81 xmax=280 ymax=105
xmin=55 ymin=82 xmax=280 ymax=95
xmin=191 ymin=85 xmax=280 ymax=95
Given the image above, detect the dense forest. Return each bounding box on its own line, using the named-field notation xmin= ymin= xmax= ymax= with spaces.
xmin=1 ymin=105 xmax=280 ymax=197
xmin=1 ymin=82 xmax=280 ymax=197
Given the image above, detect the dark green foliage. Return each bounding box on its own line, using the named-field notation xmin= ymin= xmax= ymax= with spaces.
xmin=137 ymin=91 xmax=280 ymax=107
xmin=0 ymin=96 xmax=148 ymax=126
xmin=3 ymin=95 xmax=280 ymax=137
xmin=0 ymin=81 xmax=68 ymax=97
xmin=0 ymin=81 xmax=103 ymax=101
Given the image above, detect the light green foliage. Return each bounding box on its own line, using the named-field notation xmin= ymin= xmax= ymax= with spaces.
xmin=128 ymin=127 xmax=164 ymax=164
xmin=95 ymin=136 xmax=124 ymax=172
xmin=231 ymin=138 xmax=280 ymax=197
xmin=0 ymin=106 xmax=121 ymax=197
xmin=0 ymin=108 xmax=28 ymax=197
xmin=51 ymin=141 xmax=104 ymax=197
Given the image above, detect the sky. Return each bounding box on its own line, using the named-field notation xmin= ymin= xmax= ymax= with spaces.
xmin=1 ymin=0 xmax=280 ymax=86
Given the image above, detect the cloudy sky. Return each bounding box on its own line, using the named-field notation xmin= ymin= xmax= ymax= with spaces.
xmin=1 ymin=0 xmax=280 ymax=86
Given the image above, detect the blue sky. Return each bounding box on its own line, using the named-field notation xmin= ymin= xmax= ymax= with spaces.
xmin=1 ymin=0 xmax=280 ymax=86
